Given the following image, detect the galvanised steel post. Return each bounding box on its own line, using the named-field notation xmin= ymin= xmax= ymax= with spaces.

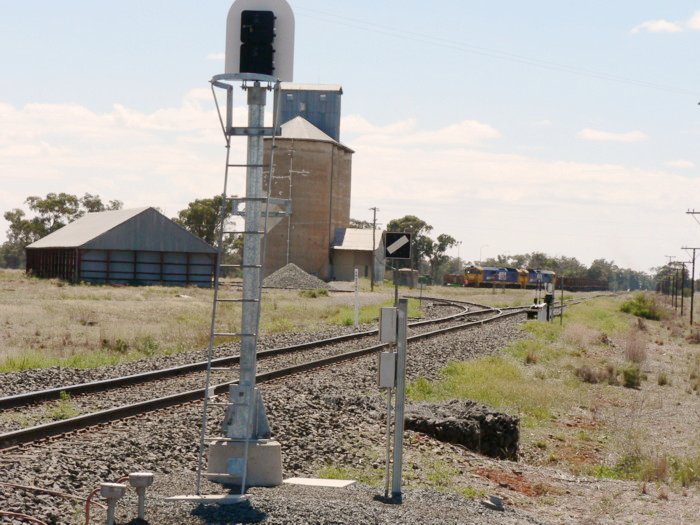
xmin=392 ymin=298 xmax=408 ymax=500
xmin=238 ymin=82 xmax=266 ymax=437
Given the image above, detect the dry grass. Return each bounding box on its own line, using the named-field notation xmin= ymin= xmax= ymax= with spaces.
xmin=622 ymin=328 xmax=647 ymax=365
xmin=0 ymin=270 xmax=393 ymax=370
xmin=561 ymin=323 xmax=599 ymax=353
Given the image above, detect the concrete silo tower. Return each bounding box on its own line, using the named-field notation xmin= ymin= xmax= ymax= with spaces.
xmin=263 ymin=84 xmax=353 ymax=280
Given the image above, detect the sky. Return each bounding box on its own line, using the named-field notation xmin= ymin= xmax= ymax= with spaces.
xmin=2 ymin=1 xmax=700 ymax=272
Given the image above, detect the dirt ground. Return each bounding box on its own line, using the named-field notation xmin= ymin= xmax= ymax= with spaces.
xmin=416 ymin=292 xmax=700 ymax=524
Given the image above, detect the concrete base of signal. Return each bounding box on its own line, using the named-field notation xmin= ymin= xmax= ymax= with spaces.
xmin=207 ymin=439 xmax=283 ymax=488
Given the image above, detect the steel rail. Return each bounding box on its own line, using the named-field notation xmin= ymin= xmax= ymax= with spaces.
xmin=0 ymin=309 xmax=525 ymax=450
xmin=0 ymin=299 xmax=472 ymax=410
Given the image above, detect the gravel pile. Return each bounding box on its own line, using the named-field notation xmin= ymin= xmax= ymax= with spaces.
xmin=262 ymin=263 xmax=330 ymax=290
xmin=0 ymin=316 xmax=542 ymax=524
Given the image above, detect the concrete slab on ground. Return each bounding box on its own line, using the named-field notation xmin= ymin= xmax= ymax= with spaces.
xmin=164 ymin=494 xmax=248 ymax=505
xmin=283 ymin=477 xmax=356 ymax=488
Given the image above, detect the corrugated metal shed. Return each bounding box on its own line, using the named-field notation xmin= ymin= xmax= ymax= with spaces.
xmin=27 ymin=208 xmax=215 ymax=253
xmin=279 ymin=83 xmax=343 ymax=141
xmin=26 ymin=207 xmax=216 ymax=286
xmin=331 ymin=228 xmax=385 ymax=282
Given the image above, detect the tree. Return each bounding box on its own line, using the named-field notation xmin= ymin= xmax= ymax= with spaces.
xmin=1 ymin=193 xmax=122 ymax=268
xmin=173 ymin=196 xmax=229 ymax=245
xmin=425 ymin=233 xmax=457 ymax=282
xmin=349 ymin=218 xmax=373 ymax=229
xmin=81 ymin=193 xmax=123 ymax=213
xmin=173 ymin=196 xmax=240 ymax=264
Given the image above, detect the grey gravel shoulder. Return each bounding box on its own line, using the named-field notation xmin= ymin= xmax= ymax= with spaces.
xmin=133 ymin=479 xmax=544 ymax=525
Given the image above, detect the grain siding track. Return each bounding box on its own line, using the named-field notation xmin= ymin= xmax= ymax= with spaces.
xmin=0 ymin=305 xmax=527 ymax=449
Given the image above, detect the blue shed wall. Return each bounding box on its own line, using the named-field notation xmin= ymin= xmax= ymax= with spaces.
xmin=79 ymin=249 xmax=214 ymax=286
xmin=279 ymin=89 xmax=342 ymax=141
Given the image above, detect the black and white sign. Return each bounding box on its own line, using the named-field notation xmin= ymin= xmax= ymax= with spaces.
xmin=385 ymin=232 xmax=412 ymax=259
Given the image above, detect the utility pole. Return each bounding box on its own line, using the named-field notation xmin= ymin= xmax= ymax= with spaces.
xmin=682 ymin=247 xmax=699 ymax=325
xmin=370 ymin=207 xmax=379 ymax=292
xmin=680 ymin=262 xmax=686 ymax=316
xmin=675 ymin=260 xmax=693 ymax=318
xmin=665 ymin=256 xmax=675 ymax=305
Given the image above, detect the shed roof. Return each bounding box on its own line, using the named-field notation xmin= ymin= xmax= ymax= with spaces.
xmin=332 ymin=228 xmax=383 ymax=251
xmin=280 ymin=83 xmax=342 ymax=93
xmin=26 ymin=207 xmax=216 ymax=253
xmin=277 ymin=116 xmax=354 ymax=153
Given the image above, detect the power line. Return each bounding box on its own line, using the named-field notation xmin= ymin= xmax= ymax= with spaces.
xmin=296 ymin=7 xmax=699 ymax=98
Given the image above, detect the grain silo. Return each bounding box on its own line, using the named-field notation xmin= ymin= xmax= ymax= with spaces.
xmin=263 ymin=116 xmax=353 ymax=280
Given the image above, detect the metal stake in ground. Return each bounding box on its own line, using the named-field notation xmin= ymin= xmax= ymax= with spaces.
xmin=392 ymin=298 xmax=408 ymax=500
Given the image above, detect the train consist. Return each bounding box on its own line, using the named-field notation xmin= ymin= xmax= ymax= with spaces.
xmin=443 ymin=266 xmax=608 ymax=291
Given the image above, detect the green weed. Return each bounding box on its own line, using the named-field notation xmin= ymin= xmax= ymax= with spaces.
xmin=621 ymin=363 xmax=642 ymax=388
xmin=328 ymin=299 xmax=422 ymax=327
xmin=620 ymin=293 xmax=663 ymax=321
xmin=426 ymin=460 xmax=459 ymax=488
xmin=571 ymin=298 xmax=629 ymax=334
xmin=459 ymin=486 xmax=487 ymax=499
xmin=48 ymin=391 xmax=78 ymax=421
xmin=316 ymin=463 xmax=383 ymax=486
xmin=407 ymin=356 xmax=578 ymax=425
xmin=671 ymin=453 xmax=700 ymax=486
xmin=299 ymin=288 xmax=329 ymax=298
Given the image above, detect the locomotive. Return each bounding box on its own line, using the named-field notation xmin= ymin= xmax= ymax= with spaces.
xmin=443 ymin=266 xmax=608 ymax=291
xmin=446 ymin=266 xmax=555 ymax=288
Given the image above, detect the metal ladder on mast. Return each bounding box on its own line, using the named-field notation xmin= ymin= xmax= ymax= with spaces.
xmin=195 ymin=77 xmax=286 ymax=496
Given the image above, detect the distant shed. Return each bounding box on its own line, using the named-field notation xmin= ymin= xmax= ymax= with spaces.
xmin=25 ymin=207 xmax=216 ymax=286
xmin=331 ymin=227 xmax=385 ymax=282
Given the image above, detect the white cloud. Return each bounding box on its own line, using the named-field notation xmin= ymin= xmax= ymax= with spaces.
xmin=688 ymin=11 xmax=700 ymax=30
xmin=631 ymin=11 xmax=700 ymax=33
xmin=631 ymin=19 xmax=683 ymax=34
xmin=666 ymin=159 xmax=695 ymax=168
xmin=577 ymin=128 xmax=648 ymax=143
xmin=343 ymin=116 xmax=698 ymax=271
xmin=0 ymin=91 xmax=273 ymax=239
xmin=206 ymin=52 xmax=225 ymax=60
xmin=1 ymin=101 xmax=693 ymax=272
xmin=343 ymin=115 xmax=500 ymax=147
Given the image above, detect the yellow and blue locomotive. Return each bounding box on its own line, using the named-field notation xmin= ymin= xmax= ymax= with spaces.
xmin=462 ymin=266 xmax=555 ymax=288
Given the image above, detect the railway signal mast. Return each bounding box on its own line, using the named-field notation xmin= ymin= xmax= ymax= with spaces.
xmin=179 ymin=0 xmax=295 ymax=504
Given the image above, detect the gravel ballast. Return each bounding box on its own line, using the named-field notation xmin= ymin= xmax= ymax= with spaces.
xmin=0 ymin=315 xmax=543 ymax=524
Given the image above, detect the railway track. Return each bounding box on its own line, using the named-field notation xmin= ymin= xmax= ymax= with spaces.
xmin=0 ymin=298 xmax=472 ymax=410
xmin=0 ymin=299 xmax=528 ymax=450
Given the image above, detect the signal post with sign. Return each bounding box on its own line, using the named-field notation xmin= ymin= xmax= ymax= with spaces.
xmin=168 ymin=0 xmax=295 ymax=505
